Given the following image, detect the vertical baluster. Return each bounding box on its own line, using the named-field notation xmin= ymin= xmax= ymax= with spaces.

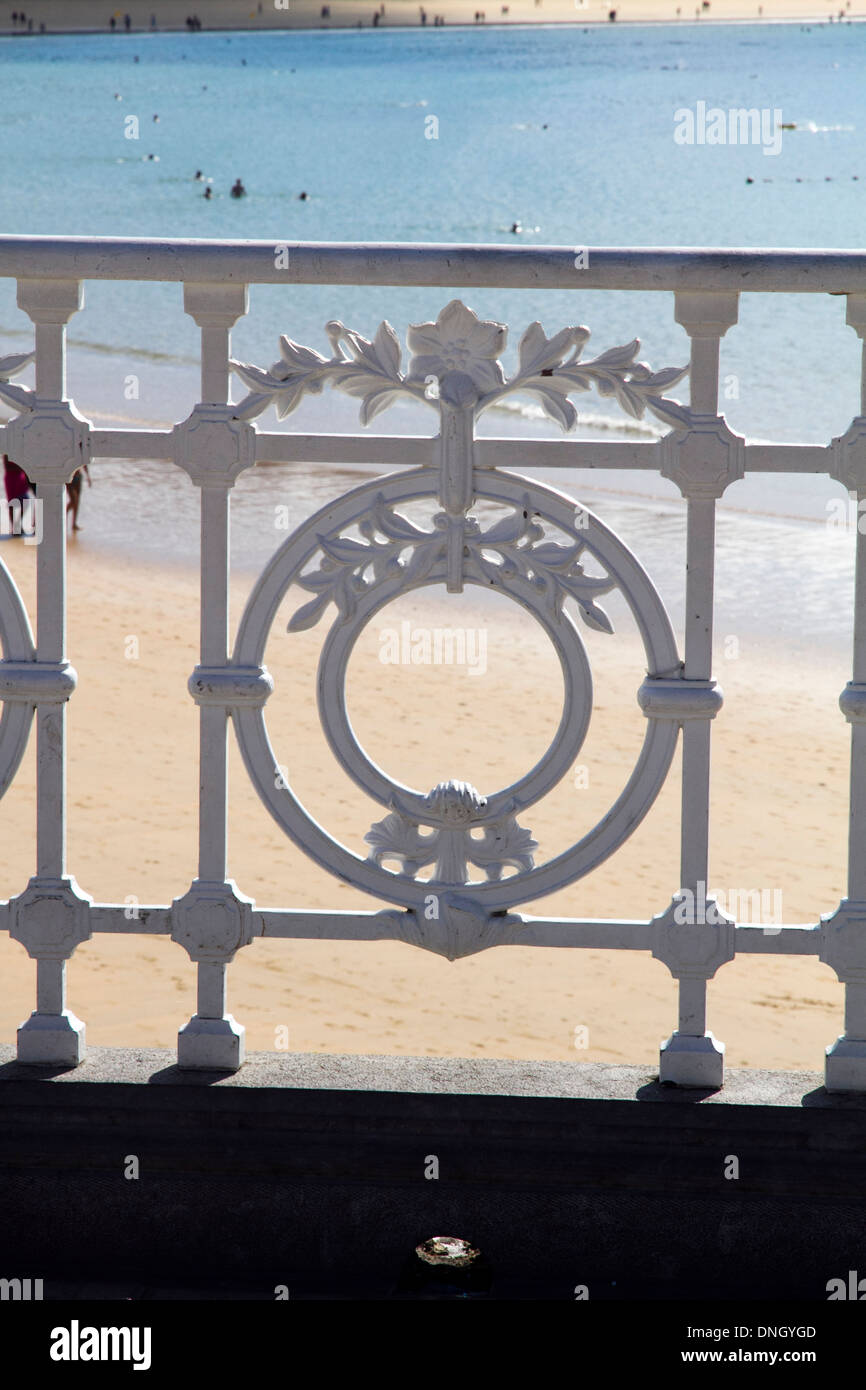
xmin=171 ymin=282 xmax=255 ymax=1071
xmin=654 ymin=291 xmax=741 ymax=1087
xmin=823 ymin=294 xmax=866 ymax=1090
xmin=199 ymin=484 xmax=230 ymax=885
xmin=8 ymin=279 xmax=92 ymax=1065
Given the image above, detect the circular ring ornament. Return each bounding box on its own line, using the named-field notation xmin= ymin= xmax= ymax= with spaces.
xmin=233 ymin=468 xmax=681 ymax=912
xmin=315 ymin=555 xmax=594 ymax=825
xmin=0 ymin=557 xmax=37 ymax=800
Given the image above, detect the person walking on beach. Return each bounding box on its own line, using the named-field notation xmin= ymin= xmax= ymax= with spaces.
xmin=66 ymin=464 xmax=91 ymax=533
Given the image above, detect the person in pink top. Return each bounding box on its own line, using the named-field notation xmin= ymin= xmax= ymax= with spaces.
xmin=2 ymin=454 xmax=35 ymax=539
xmin=3 ymin=454 xmax=31 ymax=504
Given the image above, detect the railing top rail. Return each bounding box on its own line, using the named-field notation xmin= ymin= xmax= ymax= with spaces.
xmin=0 ymin=236 xmax=865 ymax=292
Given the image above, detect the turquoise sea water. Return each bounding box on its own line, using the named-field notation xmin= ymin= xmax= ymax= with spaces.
xmin=0 ymin=23 xmax=865 ymax=652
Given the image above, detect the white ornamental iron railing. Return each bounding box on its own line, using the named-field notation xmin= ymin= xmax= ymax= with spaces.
xmin=1 ymin=238 xmax=866 ymax=1089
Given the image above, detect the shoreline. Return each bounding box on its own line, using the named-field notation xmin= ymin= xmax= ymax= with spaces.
xmin=2 ymin=20 xmax=865 ymax=32
xmin=3 ymin=363 xmax=858 ymax=662
xmin=1 ymin=3 xmax=863 ymax=38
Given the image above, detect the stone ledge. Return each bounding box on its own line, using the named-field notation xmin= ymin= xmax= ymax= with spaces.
xmin=0 ymin=1045 xmax=841 ymax=1106
xmin=0 ymin=1047 xmax=864 ymax=1299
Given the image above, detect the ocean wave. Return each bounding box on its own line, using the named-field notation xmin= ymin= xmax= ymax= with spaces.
xmin=486 ymin=395 xmax=665 ymax=438
xmin=73 ymin=338 xmax=197 ymax=367
xmin=800 ymin=121 xmax=855 ymax=133
xmin=0 ymin=325 xmax=198 ymax=368
xmin=69 ymin=341 xmax=197 ymax=367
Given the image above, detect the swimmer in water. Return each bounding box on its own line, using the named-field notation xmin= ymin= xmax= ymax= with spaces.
xmin=298 ymin=191 xmax=308 ymax=200
xmin=194 ymin=170 xmax=203 ymax=180
xmin=510 ymin=221 xmax=522 ymax=234
xmin=203 ymin=186 xmax=212 ymax=199
xmin=230 ymin=178 xmax=246 ymax=198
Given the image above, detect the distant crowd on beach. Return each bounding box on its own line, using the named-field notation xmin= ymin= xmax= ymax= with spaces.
xmin=0 ymin=0 xmax=597 ymax=36
xmin=7 ymin=5 xmax=438 ymax=35
xmin=1 ymin=3 xmax=502 ymax=32
xmin=6 ymin=9 xmax=206 ymax=35
xmin=9 ymin=10 xmax=44 ymax=32
xmin=1 ymin=1 xmax=542 ymax=33
xmin=107 ymin=14 xmax=201 ymax=31
xmin=7 ymin=1 xmax=856 ymax=34
xmin=1 ymin=4 xmax=505 ymax=36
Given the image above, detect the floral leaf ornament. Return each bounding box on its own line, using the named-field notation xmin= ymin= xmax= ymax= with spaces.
xmin=0 ymin=351 xmax=36 ymax=414
xmin=287 ymin=489 xmax=616 ymax=636
xmin=231 ymin=318 xmax=424 ymax=425
xmin=230 ymin=300 xmax=690 ymax=429
xmin=404 ymin=299 xmax=507 ymax=408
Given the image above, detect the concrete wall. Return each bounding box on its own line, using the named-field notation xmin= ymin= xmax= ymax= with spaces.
xmin=0 ymin=1048 xmax=864 ymax=1300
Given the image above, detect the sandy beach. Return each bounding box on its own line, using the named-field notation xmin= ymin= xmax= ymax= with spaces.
xmin=0 ymin=0 xmax=862 ymax=34
xmin=0 ymin=524 xmax=852 ymax=1073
